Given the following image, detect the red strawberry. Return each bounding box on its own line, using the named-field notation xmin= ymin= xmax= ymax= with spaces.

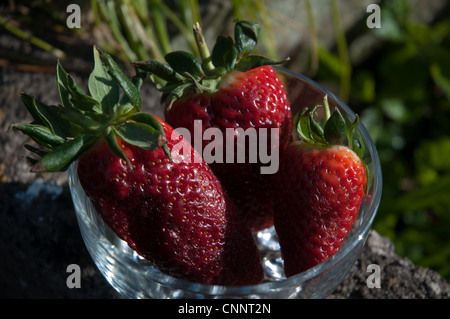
xmin=10 ymin=47 xmax=263 ymax=285
xmin=274 ymin=96 xmax=367 ymax=277
xmin=133 ymin=21 xmax=292 ymax=232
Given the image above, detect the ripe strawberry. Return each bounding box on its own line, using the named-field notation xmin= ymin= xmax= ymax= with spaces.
xmin=10 ymin=47 xmax=263 ymax=285
xmin=273 ymin=96 xmax=367 ymax=277
xmin=133 ymin=21 xmax=292 ymax=232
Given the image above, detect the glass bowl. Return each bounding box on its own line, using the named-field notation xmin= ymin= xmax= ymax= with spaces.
xmin=68 ymin=67 xmax=382 ymax=299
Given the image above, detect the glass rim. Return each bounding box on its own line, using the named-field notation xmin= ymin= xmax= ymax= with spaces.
xmin=70 ymin=67 xmax=383 ymax=297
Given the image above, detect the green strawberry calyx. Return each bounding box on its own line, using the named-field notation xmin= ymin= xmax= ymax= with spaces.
xmin=131 ymin=20 xmax=290 ymax=109
xmin=9 ymin=46 xmax=170 ymax=172
xmin=293 ymin=95 xmax=364 ymax=160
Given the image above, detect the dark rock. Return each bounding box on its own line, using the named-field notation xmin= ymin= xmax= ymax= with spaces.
xmin=329 ymin=230 xmax=450 ymax=299
xmin=0 ymin=181 xmax=118 ymax=298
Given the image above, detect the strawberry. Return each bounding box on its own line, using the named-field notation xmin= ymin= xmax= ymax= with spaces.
xmin=273 ymin=96 xmax=367 ymax=277
xmin=133 ymin=21 xmax=292 ymax=232
xmin=10 ymin=47 xmax=263 ymax=285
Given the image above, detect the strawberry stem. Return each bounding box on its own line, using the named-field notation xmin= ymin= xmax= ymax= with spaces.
xmin=193 ymin=22 xmax=215 ymax=76
xmin=323 ymin=94 xmax=331 ymax=123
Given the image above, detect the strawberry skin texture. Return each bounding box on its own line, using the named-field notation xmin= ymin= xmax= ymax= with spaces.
xmin=274 ymin=142 xmax=367 ymax=277
xmin=164 ymin=65 xmax=292 ymax=232
xmin=77 ymin=118 xmax=263 ymax=285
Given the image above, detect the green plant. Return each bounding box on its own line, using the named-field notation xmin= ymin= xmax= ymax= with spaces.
xmin=91 ymin=0 xmax=202 ymax=62
xmin=348 ymin=0 xmax=450 ymax=280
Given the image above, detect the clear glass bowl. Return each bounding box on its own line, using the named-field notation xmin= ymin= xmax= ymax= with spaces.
xmin=68 ymin=67 xmax=382 ymax=299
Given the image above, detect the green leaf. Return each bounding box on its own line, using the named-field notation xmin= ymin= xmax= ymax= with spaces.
xmin=352 ymin=138 xmax=364 ymax=160
xmin=130 ymin=68 xmax=148 ymax=91
xmin=116 ymin=69 xmax=149 ymax=117
xmin=20 ymin=93 xmax=46 ymax=126
xmin=115 ymin=122 xmax=163 ymax=151
xmin=21 ymin=95 xmax=59 ymax=136
xmin=20 ymin=93 xmax=81 ymax=139
xmin=56 ymin=61 xmax=76 ymax=112
xmin=131 ymin=60 xmax=183 ymax=83
xmin=165 ymin=83 xmax=192 ymax=110
xmin=88 ymin=46 xmax=119 ymax=115
xmin=324 ymin=108 xmax=346 ymax=144
xmin=130 ymin=113 xmax=171 ymax=159
xmin=346 ymin=115 xmax=360 ymax=149
xmin=59 ymin=108 xmax=102 ymax=133
xmin=66 ymin=74 xmax=87 ymax=96
xmin=308 ymin=107 xmax=326 ymax=143
xmin=34 ymin=98 xmax=81 ymax=138
xmin=235 ymin=55 xmax=288 ymax=71
xmin=211 ymin=36 xmax=237 ymax=73
xmin=115 ymin=103 xmax=135 ymax=120
xmin=24 ymin=144 xmax=48 ymax=157
xmin=66 ymin=74 xmax=102 ymax=114
xmin=165 ymin=51 xmax=204 ymax=81
xmin=162 ymin=144 xmax=171 ymax=160
xmin=130 ymin=113 xmax=165 ymax=136
xmin=101 ymin=50 xmax=142 ymax=111
xmin=293 ymin=109 xmax=314 ymax=143
xmin=234 ymin=20 xmax=260 ymax=57
xmin=35 ymin=134 xmax=98 ymax=172
xmin=106 ymin=128 xmax=131 ymax=167
xmin=10 ymin=123 xmax=65 ymax=149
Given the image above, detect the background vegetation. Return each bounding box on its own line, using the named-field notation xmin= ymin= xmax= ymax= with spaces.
xmin=2 ymin=0 xmax=450 ymax=281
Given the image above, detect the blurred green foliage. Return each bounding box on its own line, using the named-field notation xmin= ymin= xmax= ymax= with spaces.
xmin=345 ymin=1 xmax=450 ymax=280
